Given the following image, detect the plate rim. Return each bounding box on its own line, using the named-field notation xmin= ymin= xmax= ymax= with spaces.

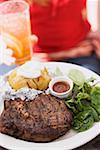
xmin=0 ymin=62 xmax=100 ymax=150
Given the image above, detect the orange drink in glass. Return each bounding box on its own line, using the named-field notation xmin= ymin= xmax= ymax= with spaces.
xmin=0 ymin=0 xmax=32 ymax=65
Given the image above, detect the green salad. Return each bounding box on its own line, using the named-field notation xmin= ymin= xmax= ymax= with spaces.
xmin=55 ymin=68 xmax=100 ymax=132
xmin=65 ymin=69 xmax=100 ymax=132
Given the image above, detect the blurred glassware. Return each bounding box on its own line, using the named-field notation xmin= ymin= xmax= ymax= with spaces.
xmin=0 ymin=0 xmax=32 ymax=65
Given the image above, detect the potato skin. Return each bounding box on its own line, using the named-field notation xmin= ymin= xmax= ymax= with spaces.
xmin=8 ymin=68 xmax=51 ymax=90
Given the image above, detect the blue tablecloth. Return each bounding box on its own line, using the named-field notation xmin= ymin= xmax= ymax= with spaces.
xmin=0 ymin=64 xmax=17 ymax=76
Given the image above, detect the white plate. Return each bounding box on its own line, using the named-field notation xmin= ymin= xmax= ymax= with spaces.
xmin=0 ymin=62 xmax=100 ymax=150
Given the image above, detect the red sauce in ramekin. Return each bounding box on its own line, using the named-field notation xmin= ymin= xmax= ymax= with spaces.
xmin=53 ymin=81 xmax=70 ymax=93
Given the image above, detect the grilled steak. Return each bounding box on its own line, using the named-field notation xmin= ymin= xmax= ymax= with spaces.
xmin=0 ymin=94 xmax=72 ymax=142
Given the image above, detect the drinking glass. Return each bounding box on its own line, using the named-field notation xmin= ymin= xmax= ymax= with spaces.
xmin=0 ymin=0 xmax=32 ymax=64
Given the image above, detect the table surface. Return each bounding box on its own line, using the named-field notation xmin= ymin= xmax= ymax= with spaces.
xmin=0 ymin=57 xmax=100 ymax=150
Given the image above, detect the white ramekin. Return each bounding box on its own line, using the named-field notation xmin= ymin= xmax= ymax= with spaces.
xmin=49 ymin=76 xmax=73 ymax=99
